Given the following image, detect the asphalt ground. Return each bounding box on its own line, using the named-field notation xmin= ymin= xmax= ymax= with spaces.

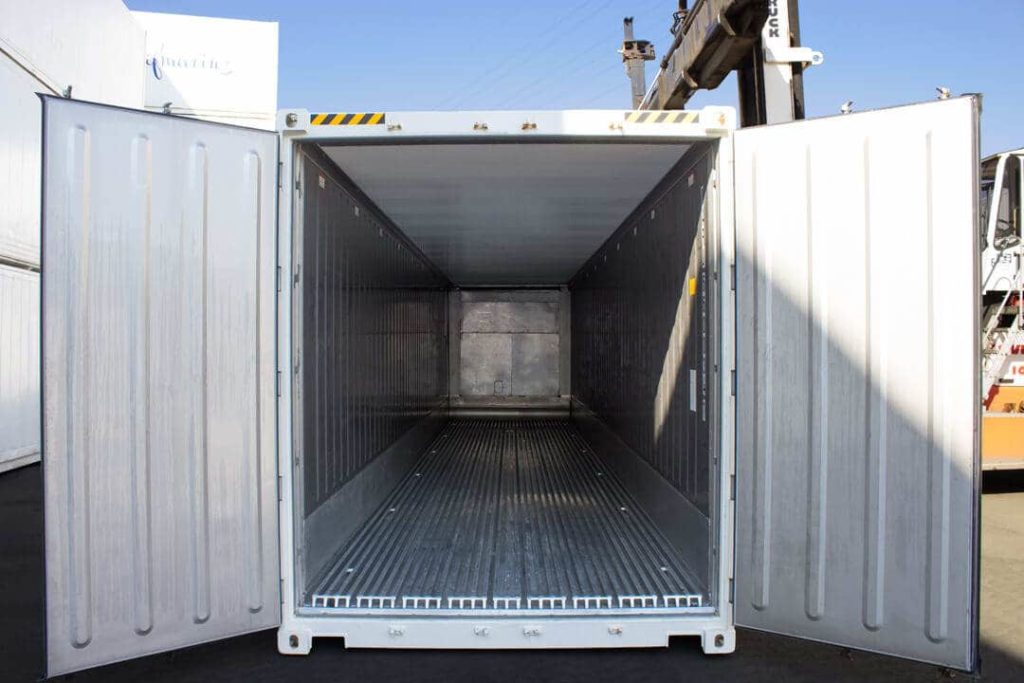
xmin=2 ymin=464 xmax=1021 ymax=682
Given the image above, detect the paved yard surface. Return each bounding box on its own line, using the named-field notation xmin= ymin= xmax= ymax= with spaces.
xmin=2 ymin=465 xmax=1021 ymax=682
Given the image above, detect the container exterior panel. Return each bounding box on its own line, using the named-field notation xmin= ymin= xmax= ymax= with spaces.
xmin=733 ymin=98 xmax=979 ymax=669
xmin=42 ymin=98 xmax=280 ymax=676
xmin=298 ymin=151 xmax=448 ymax=517
xmin=0 ymin=266 xmax=40 ymax=471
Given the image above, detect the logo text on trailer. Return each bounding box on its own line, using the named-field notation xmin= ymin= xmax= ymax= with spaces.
xmin=767 ymin=0 xmax=780 ymax=38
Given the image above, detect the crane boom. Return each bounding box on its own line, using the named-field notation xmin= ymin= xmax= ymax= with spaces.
xmin=635 ymin=0 xmax=821 ymax=126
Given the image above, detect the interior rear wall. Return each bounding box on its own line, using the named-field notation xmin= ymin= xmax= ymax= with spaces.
xmin=451 ymin=289 xmax=570 ymax=405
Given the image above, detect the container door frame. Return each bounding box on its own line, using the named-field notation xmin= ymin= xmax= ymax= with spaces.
xmin=731 ymin=97 xmax=981 ymax=670
xmin=41 ymin=96 xmax=281 ymax=676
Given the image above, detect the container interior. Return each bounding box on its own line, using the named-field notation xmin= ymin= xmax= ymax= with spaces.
xmin=292 ymin=137 xmax=720 ymax=616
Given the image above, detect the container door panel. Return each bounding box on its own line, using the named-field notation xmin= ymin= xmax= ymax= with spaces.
xmin=41 ymin=97 xmax=280 ymax=676
xmin=733 ymin=98 xmax=980 ymax=670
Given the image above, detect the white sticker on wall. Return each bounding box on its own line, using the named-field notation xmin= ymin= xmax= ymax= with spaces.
xmin=689 ymin=369 xmax=697 ymax=412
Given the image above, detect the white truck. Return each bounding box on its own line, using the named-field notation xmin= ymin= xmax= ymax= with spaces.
xmin=981 ymin=147 xmax=1024 ymax=469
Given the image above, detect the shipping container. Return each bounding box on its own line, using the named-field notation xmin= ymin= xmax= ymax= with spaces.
xmin=39 ymin=96 xmax=981 ymax=677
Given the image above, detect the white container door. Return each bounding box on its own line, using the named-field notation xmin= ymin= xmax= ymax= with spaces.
xmin=41 ymin=97 xmax=280 ymax=676
xmin=733 ymin=98 xmax=980 ymax=670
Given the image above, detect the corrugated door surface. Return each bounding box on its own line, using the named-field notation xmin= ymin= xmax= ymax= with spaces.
xmin=42 ymin=98 xmax=280 ymax=676
xmin=734 ymin=98 xmax=979 ymax=669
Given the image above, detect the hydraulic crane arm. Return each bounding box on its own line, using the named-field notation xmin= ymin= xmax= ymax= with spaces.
xmin=639 ymin=0 xmax=821 ymax=126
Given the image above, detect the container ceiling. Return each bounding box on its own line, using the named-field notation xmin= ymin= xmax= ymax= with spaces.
xmin=321 ymin=143 xmax=689 ymax=285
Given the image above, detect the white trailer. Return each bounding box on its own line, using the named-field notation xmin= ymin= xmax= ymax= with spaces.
xmin=39 ymin=95 xmax=980 ymax=677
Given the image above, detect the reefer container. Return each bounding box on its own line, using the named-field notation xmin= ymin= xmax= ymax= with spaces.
xmin=39 ymin=95 xmax=981 ymax=677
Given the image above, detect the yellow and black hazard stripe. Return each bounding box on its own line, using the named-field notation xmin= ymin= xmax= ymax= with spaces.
xmin=309 ymin=112 xmax=386 ymax=126
xmin=624 ymin=110 xmax=700 ymax=124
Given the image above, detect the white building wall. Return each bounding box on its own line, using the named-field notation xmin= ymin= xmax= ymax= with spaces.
xmin=133 ymin=11 xmax=279 ymax=130
xmin=0 ymin=0 xmax=145 ymax=265
xmin=0 ymin=56 xmax=47 ymax=267
xmin=0 ymin=3 xmax=279 ymax=473
xmin=0 ymin=0 xmax=146 ymax=472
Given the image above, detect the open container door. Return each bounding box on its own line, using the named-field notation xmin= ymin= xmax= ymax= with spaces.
xmin=41 ymin=97 xmax=280 ymax=676
xmin=733 ymin=98 xmax=980 ymax=670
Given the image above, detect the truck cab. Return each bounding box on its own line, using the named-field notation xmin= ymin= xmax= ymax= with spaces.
xmin=981 ymin=148 xmax=1024 ymax=470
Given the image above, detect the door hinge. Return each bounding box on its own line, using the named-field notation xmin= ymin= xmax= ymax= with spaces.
xmin=276 ymin=370 xmax=282 ymax=397
xmin=730 ymin=263 xmax=736 ymax=291
xmin=730 ymin=370 xmax=736 ymax=396
xmin=729 ymin=474 xmax=736 ymax=501
xmin=277 ymin=161 xmax=283 ymax=190
xmin=729 ymin=578 xmax=735 ymax=604
xmin=293 ymin=263 xmax=301 ymax=286
xmin=278 ymin=474 xmax=284 ymax=502
xmin=276 ymin=265 xmax=282 ymax=292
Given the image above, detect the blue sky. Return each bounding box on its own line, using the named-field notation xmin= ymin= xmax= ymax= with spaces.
xmin=125 ymin=0 xmax=1022 ymax=155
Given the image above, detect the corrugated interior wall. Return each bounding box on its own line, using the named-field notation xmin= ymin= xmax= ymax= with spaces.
xmin=300 ymin=151 xmax=449 ymax=516
xmin=571 ymin=148 xmax=714 ymax=514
